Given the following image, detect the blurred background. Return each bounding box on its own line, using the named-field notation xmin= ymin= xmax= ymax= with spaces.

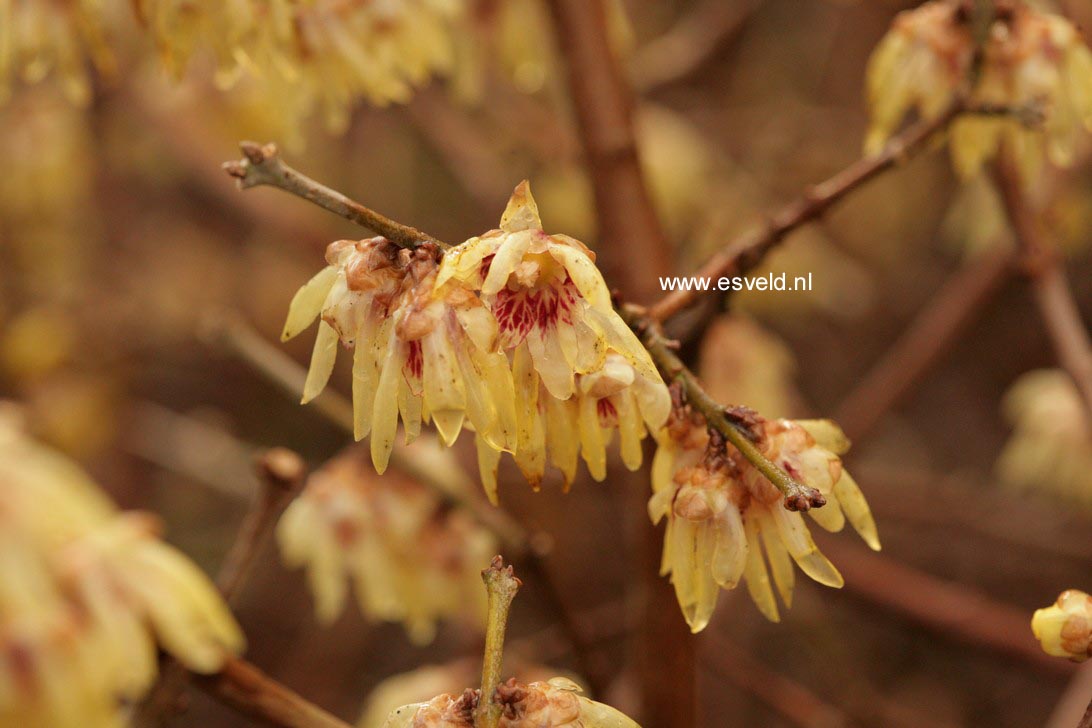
xmin=1 ymin=0 xmax=1091 ymax=726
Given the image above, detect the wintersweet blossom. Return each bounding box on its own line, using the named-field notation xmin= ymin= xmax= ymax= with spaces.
xmin=1032 ymin=589 xmax=1092 ymax=662
xmin=865 ymin=0 xmax=1092 ymax=180
xmin=284 ymin=237 xmax=516 ymax=473
xmin=997 ymin=369 xmax=1092 ymax=507
xmin=442 ymin=182 xmax=670 ymax=492
xmin=276 ymin=444 xmax=495 ymax=643
xmin=0 ymin=407 xmax=244 ymax=726
xmin=649 ymin=408 xmax=879 ymax=630
xmin=381 ymin=677 xmax=638 ymax=728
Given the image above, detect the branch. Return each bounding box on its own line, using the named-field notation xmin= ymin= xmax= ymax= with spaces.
xmin=834 ymin=247 xmax=1015 ymax=442
xmin=193 ymin=655 xmax=352 ymax=728
xmin=474 ymin=557 xmax=522 ymax=728
xmin=217 ymin=448 xmax=308 ymax=604
xmin=994 ymin=162 xmax=1092 ymax=424
xmin=625 ymin=308 xmax=826 ymax=511
xmin=223 ymin=142 xmax=449 ymax=250
xmin=646 ymin=100 xmax=966 ymax=322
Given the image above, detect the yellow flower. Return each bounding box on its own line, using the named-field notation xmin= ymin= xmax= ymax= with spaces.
xmin=132 ymin=0 xmax=463 ymax=129
xmin=865 ymin=1 xmax=1092 ymax=180
xmin=442 ymin=182 xmax=670 ymax=494
xmin=864 ymin=0 xmax=973 ymax=156
xmin=649 ymin=410 xmax=879 ymax=631
xmin=284 ymin=238 xmax=516 ymax=473
xmin=381 ymin=677 xmax=638 ymax=728
xmin=276 ymin=442 xmax=496 ymax=643
xmin=0 ymin=0 xmax=115 ymax=105
xmin=0 ymin=407 xmax=244 ymax=726
xmin=1032 ymin=589 xmax=1092 ymax=662
xmin=997 ymin=369 xmax=1092 ymax=507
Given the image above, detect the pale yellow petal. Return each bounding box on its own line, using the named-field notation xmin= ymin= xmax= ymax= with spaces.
xmin=282 ymin=266 xmax=338 ymax=341
xmin=301 ymin=321 xmax=339 ymax=404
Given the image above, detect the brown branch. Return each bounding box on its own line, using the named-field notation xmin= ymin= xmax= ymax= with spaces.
xmin=700 ymin=636 xmax=849 ymax=728
xmin=647 ymin=100 xmax=966 ymax=322
xmin=835 ymin=247 xmax=1016 ymax=442
xmin=223 ymin=142 xmax=449 ymax=250
xmin=192 ymin=655 xmax=352 ymax=728
xmin=217 ymin=448 xmax=308 ymax=604
xmin=1080 ymin=698 xmax=1092 ymax=728
xmin=817 ymin=536 xmax=1077 ymax=677
xmin=994 ymin=162 xmax=1092 ymax=425
xmin=544 ymin=0 xmax=673 ymax=304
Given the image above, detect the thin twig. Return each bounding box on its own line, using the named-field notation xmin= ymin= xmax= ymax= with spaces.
xmin=192 ymin=655 xmax=353 ymax=728
xmin=994 ymin=162 xmax=1092 ymax=425
xmin=646 ymin=100 xmax=966 ymax=323
xmin=474 ymin=557 xmax=522 ymax=728
xmin=223 ymin=142 xmax=449 ymax=251
xmin=627 ymin=308 xmax=826 ymax=511
xmin=835 ymin=247 xmax=1016 ymax=442
xmin=217 ymin=448 xmax=308 ymax=604
xmin=132 ymin=449 xmax=309 ymax=727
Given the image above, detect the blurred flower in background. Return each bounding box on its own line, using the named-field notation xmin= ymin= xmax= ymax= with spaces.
xmin=276 ymin=442 xmax=495 ymax=643
xmin=997 ymin=368 xmax=1092 ymax=507
xmin=0 ymin=405 xmax=244 ymax=727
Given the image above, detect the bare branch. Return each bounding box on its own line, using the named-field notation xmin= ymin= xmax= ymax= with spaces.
xmin=647 ymin=100 xmax=966 ymax=322
xmin=223 ymin=142 xmax=449 ymax=250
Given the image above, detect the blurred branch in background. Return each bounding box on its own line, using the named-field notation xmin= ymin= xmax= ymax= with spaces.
xmin=631 ymin=0 xmax=763 ymax=93
xmin=835 ymin=247 xmax=1016 ymax=442
xmin=995 ymin=162 xmax=1092 ymax=424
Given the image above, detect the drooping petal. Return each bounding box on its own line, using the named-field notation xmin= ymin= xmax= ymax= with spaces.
xmin=301 ymin=321 xmax=339 ymax=404
xmin=769 ymin=506 xmax=844 ymax=588
xmin=833 ymin=471 xmax=881 ymax=551
xmin=282 ymin=266 xmax=339 ymax=342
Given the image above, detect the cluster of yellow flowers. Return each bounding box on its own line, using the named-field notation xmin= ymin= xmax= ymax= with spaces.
xmin=0 ymin=406 xmax=244 ymax=727
xmin=997 ymin=369 xmax=1092 ymax=507
xmin=2 ymin=0 xmax=462 ymax=129
xmin=284 ymin=182 xmax=671 ymax=504
xmin=276 ymin=443 xmax=496 ymax=643
xmin=381 ymin=676 xmax=637 ymax=728
xmin=1032 ymin=589 xmax=1092 ymax=662
xmin=866 ymin=0 xmax=1092 ymax=180
xmin=648 ymin=408 xmax=879 ymax=631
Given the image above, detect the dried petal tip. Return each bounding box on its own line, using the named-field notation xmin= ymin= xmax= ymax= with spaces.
xmin=1032 ymin=589 xmax=1092 ymax=662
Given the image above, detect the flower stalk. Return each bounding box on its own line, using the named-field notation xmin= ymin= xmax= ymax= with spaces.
xmin=474 ymin=556 xmax=522 ymax=728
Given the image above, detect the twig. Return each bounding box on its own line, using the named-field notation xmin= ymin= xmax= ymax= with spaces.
xmin=994 ymin=162 xmax=1092 ymax=425
xmin=646 ymin=100 xmax=966 ymax=323
xmin=132 ymin=449 xmax=309 ymax=727
xmin=223 ymin=142 xmax=449 ymax=251
xmin=217 ymin=448 xmax=308 ymax=604
xmin=1079 ymin=697 xmax=1092 ymax=728
xmin=627 ymin=308 xmax=826 ymax=511
xmin=631 ymin=0 xmax=762 ymax=92
xmin=544 ymin=0 xmax=673 ymax=304
xmin=192 ymin=655 xmax=352 ymax=728
xmin=474 ymin=557 xmax=522 ymax=728
xmin=834 ymin=247 xmax=1016 ymax=442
